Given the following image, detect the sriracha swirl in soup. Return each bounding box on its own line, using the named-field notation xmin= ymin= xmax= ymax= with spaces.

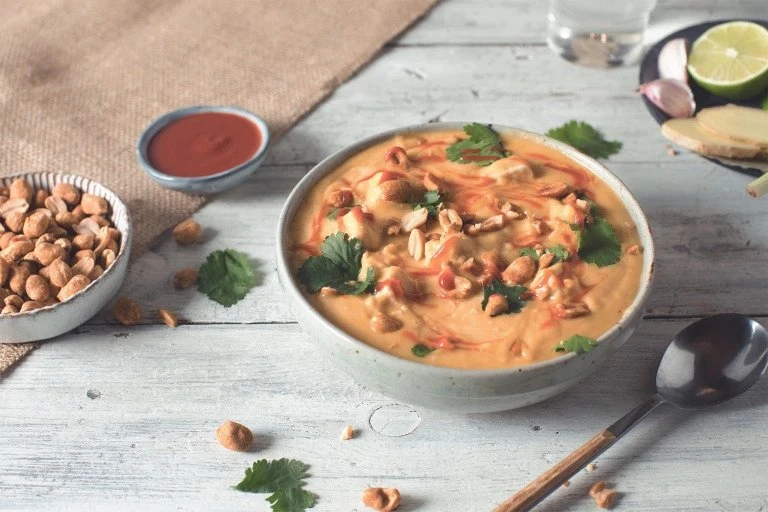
xmin=288 ymin=127 xmax=644 ymax=370
xmin=147 ymin=112 xmax=261 ymax=178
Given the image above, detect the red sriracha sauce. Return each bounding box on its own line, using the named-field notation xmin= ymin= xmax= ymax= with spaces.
xmin=148 ymin=112 xmax=261 ymax=177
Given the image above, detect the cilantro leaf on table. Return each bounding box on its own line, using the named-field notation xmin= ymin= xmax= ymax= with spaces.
xmin=411 ymin=190 xmax=443 ymax=217
xmin=198 ymin=249 xmax=258 ymax=307
xmin=481 ymin=279 xmax=528 ymax=314
xmin=546 ymin=121 xmax=622 ymax=159
xmin=554 ymin=334 xmax=599 ymax=354
xmin=411 ymin=344 xmax=434 ymax=357
xmin=446 ymin=123 xmax=507 ymax=166
xmin=297 ymin=232 xmax=376 ymax=294
xmin=576 ymin=216 xmax=621 ymax=267
xmin=234 ymin=458 xmax=317 ymax=512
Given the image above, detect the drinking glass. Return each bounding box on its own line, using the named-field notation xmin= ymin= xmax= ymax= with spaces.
xmin=547 ymin=0 xmax=658 ymax=68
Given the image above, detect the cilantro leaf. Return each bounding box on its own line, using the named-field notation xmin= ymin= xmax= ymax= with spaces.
xmin=326 ymin=206 xmax=356 ymax=220
xmin=234 ymin=458 xmax=317 ymax=512
xmin=519 ymin=247 xmax=539 ymax=261
xmin=546 ymin=121 xmax=622 ymax=159
xmin=334 ymin=266 xmax=376 ymax=295
xmin=481 ymin=279 xmax=528 ymax=314
xmin=198 ymin=249 xmax=258 ymax=307
xmin=518 ymin=245 xmax=570 ymax=263
xmin=554 ymin=334 xmax=599 ymax=354
xmin=548 ymin=244 xmax=570 ymax=263
xmin=411 ymin=344 xmax=434 ymax=357
xmin=297 ymin=232 xmax=376 ymax=294
xmin=577 ymin=216 xmax=621 ymax=267
xmin=446 ymin=123 xmax=506 ymax=166
xmin=411 ymin=190 xmax=443 ymax=217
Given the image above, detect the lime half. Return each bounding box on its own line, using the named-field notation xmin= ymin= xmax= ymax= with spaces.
xmin=687 ymin=21 xmax=768 ymax=100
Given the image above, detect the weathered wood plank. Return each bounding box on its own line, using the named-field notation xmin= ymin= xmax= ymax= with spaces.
xmin=1 ymin=319 xmax=766 ymax=511
xmin=396 ymin=0 xmax=766 ymax=45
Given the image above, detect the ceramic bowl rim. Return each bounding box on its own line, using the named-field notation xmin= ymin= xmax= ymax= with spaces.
xmin=136 ymin=105 xmax=271 ymax=188
xmin=276 ymin=122 xmax=655 ymax=377
xmin=0 ymin=171 xmax=132 ymax=319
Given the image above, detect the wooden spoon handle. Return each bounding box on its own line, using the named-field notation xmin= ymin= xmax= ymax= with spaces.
xmin=492 ymin=429 xmax=616 ymax=512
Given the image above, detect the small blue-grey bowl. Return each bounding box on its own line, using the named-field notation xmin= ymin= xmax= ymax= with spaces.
xmin=136 ymin=105 xmax=270 ymax=195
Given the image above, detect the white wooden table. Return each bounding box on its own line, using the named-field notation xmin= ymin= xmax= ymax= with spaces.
xmin=2 ymin=2 xmax=767 ymax=511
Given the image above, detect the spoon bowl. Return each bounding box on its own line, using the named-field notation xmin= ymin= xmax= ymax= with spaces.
xmin=494 ymin=314 xmax=768 ymax=512
xmin=656 ymin=313 xmax=768 ymax=409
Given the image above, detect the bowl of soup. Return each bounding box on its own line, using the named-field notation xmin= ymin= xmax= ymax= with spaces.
xmin=276 ymin=123 xmax=654 ymax=412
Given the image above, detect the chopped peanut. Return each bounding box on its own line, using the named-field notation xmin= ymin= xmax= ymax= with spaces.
xmin=595 ymin=489 xmax=618 ymax=509
xmin=502 ymin=256 xmax=536 ymax=285
xmin=370 ymin=313 xmax=403 ymax=334
xmin=362 ymin=487 xmax=401 ymax=511
xmin=340 ymin=424 xmax=355 ymax=440
xmin=589 ymin=480 xmax=607 ymax=497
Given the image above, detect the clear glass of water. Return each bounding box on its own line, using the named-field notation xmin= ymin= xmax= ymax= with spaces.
xmin=547 ymin=0 xmax=658 ymax=68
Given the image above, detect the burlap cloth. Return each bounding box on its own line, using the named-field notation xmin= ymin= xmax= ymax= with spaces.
xmin=0 ymin=0 xmax=437 ymax=375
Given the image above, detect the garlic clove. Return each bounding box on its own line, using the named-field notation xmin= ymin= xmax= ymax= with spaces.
xmin=658 ymin=37 xmax=689 ymax=84
xmin=638 ymin=78 xmax=696 ymax=118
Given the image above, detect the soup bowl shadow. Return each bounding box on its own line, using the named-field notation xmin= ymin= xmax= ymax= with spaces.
xmin=276 ymin=123 xmax=655 ymax=413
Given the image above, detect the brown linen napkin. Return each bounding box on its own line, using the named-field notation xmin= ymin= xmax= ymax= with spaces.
xmin=0 ymin=0 xmax=438 ymax=374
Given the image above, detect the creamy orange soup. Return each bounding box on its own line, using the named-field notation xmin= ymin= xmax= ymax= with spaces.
xmin=289 ymin=128 xmax=643 ymax=369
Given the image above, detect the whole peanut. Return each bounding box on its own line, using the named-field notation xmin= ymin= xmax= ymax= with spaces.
xmin=52 ymin=183 xmax=81 ymax=205
xmin=57 ymin=275 xmax=90 ymax=302
xmin=173 ymin=219 xmax=201 ymax=245
xmin=81 ymin=194 xmax=109 ymax=215
xmin=215 ymin=421 xmax=253 ymax=452
xmin=9 ymin=178 xmax=33 ymax=203
xmin=173 ymin=268 xmax=199 ymax=289
xmin=25 ymin=275 xmax=50 ymax=302
xmin=112 ymin=297 xmax=142 ymax=326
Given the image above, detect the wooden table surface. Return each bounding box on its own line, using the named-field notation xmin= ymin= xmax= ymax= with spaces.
xmin=2 ymin=1 xmax=767 ymax=511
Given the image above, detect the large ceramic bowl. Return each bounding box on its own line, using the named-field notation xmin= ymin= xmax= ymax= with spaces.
xmin=276 ymin=123 xmax=654 ymax=413
xmin=0 ymin=173 xmax=132 ymax=343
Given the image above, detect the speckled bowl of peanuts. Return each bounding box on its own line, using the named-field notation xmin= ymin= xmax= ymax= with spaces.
xmin=0 ymin=173 xmax=132 ymax=343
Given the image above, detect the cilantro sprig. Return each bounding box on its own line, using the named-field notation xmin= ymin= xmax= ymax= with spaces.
xmin=297 ymin=232 xmax=376 ymax=294
xmin=546 ymin=121 xmax=622 ymax=159
xmin=234 ymin=458 xmax=317 ymax=512
xmin=446 ymin=123 xmax=508 ymax=166
xmin=411 ymin=190 xmax=443 ymax=217
xmin=519 ymin=244 xmax=570 ymax=264
xmin=481 ymin=279 xmax=528 ymax=314
xmin=198 ymin=249 xmax=259 ymax=307
xmin=554 ymin=334 xmax=599 ymax=354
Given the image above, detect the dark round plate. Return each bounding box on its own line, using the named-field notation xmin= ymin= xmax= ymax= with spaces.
xmin=639 ymin=19 xmax=768 ymax=177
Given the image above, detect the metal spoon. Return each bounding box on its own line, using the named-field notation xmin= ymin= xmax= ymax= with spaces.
xmin=494 ymin=314 xmax=768 ymax=512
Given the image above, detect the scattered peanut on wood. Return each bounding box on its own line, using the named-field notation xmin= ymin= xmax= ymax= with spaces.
xmin=215 ymin=420 xmax=253 ymax=452
xmin=112 ymin=297 xmax=142 ymax=326
xmin=157 ymin=308 xmax=179 ymax=328
xmin=173 ymin=218 xmax=201 ymax=245
xmin=173 ymin=268 xmax=199 ymax=289
xmin=361 ymin=487 xmax=401 ymax=511
xmin=340 ymin=424 xmax=355 ymax=441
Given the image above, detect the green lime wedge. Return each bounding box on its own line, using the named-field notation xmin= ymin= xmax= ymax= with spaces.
xmin=687 ymin=21 xmax=768 ymax=100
